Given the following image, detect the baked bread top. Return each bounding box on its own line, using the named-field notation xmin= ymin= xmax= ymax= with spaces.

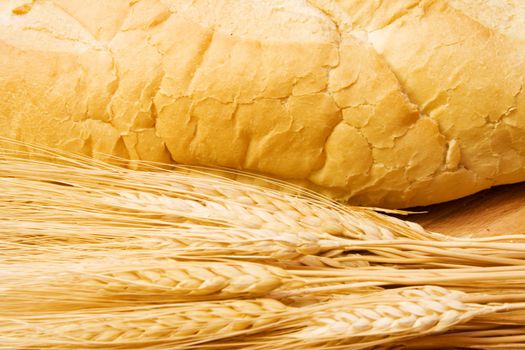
xmin=1 ymin=0 xmax=524 ymax=208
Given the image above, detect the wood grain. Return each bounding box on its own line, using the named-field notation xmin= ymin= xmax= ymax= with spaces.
xmin=405 ymin=182 xmax=525 ymax=237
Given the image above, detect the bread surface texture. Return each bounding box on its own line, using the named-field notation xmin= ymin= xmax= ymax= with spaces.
xmin=1 ymin=0 xmax=524 ymax=208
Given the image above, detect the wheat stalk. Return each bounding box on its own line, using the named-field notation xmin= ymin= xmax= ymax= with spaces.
xmin=5 ymin=143 xmax=525 ymax=270
xmin=0 ymin=299 xmax=291 ymax=349
xmin=0 ymin=259 xmax=304 ymax=312
xmin=6 ymin=201 xmax=525 ymax=270
xmin=9 ymin=213 xmax=525 ymax=271
xmin=184 ymin=286 xmax=504 ymax=350
xmin=7 ymin=181 xmax=525 ymax=269
xmin=0 ymin=287 xmax=502 ymax=350
xmin=7 ymin=251 xmax=524 ymax=311
xmin=1 ymin=254 xmax=394 ymax=312
xmin=0 ymin=219 xmax=353 ymax=269
xmin=0 ymin=138 xmax=437 ymax=242
xmin=285 ymin=286 xmax=497 ymax=349
xmin=3 ymin=139 xmax=525 ymax=349
xmin=6 ymin=171 xmax=525 ymax=270
xmin=385 ymin=298 xmax=525 ymax=349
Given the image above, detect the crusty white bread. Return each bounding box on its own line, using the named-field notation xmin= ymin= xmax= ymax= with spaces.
xmin=1 ymin=0 xmax=524 ymax=208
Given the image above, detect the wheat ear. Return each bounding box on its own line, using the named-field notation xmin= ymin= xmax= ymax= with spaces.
xmin=0 ymin=299 xmax=291 ymax=349
xmin=1 ymin=259 xmax=305 ymax=312
xmin=293 ymin=287 xmax=495 ymax=344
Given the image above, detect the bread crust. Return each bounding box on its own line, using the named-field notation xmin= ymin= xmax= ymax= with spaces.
xmin=1 ymin=0 xmax=524 ymax=208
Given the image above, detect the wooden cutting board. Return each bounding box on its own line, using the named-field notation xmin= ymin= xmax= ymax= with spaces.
xmin=406 ymin=182 xmax=525 ymax=237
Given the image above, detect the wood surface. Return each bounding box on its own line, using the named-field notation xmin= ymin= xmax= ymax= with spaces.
xmin=406 ymin=182 xmax=525 ymax=237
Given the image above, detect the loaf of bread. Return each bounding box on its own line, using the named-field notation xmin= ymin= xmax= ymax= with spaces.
xmin=1 ymin=0 xmax=524 ymax=208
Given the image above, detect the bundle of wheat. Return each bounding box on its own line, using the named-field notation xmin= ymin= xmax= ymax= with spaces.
xmin=1 ymin=140 xmax=525 ymax=349
xmin=0 ymin=287 xmax=510 ymax=349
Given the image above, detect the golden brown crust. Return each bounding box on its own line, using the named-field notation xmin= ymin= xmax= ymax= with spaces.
xmin=0 ymin=0 xmax=524 ymax=208
xmin=336 ymin=0 xmax=525 ymax=206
